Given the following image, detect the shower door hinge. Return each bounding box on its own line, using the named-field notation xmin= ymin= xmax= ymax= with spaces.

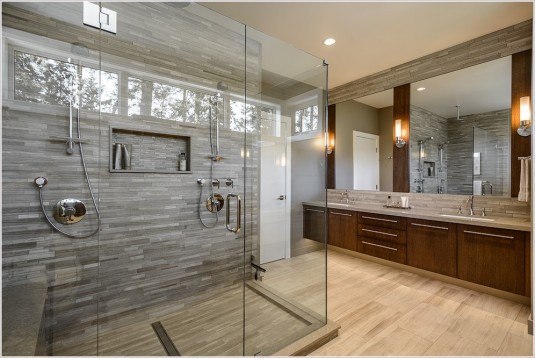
xmin=83 ymin=2 xmax=117 ymax=34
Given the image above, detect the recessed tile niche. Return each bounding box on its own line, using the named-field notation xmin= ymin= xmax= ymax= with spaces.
xmin=110 ymin=127 xmax=191 ymax=174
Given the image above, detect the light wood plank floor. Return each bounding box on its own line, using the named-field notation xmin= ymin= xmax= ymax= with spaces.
xmin=308 ymin=250 xmax=533 ymax=356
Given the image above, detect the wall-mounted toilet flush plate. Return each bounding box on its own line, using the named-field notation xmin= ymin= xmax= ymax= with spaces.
xmin=53 ymin=199 xmax=87 ymax=224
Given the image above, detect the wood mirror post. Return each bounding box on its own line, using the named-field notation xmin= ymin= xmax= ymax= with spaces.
xmin=393 ymin=83 xmax=411 ymax=192
xmin=511 ymin=49 xmax=532 ymax=197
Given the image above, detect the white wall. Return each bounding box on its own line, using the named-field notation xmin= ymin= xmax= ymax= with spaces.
xmin=335 ymin=100 xmax=380 ymax=189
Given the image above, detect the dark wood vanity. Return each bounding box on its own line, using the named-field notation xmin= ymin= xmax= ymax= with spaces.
xmin=303 ymin=205 xmax=531 ymax=297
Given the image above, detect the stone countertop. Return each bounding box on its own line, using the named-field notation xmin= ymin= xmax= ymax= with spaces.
xmin=303 ymin=201 xmax=531 ymax=232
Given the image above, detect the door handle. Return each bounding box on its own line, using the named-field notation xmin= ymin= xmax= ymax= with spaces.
xmin=226 ymin=193 xmax=241 ymax=233
xmin=277 ymin=195 xmax=285 ymax=200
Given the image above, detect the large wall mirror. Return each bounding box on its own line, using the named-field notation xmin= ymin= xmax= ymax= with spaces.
xmin=334 ymin=89 xmax=394 ymax=191
xmin=410 ymin=56 xmax=511 ymax=196
xmin=333 ymin=55 xmax=516 ymax=197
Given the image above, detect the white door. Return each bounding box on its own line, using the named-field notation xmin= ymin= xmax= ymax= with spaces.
xmin=260 ymin=120 xmax=288 ymax=264
xmin=353 ymin=131 xmax=380 ymax=190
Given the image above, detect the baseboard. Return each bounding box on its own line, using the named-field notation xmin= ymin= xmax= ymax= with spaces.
xmin=529 ymin=313 xmax=533 ymax=335
xmin=329 ymin=245 xmax=532 ymax=306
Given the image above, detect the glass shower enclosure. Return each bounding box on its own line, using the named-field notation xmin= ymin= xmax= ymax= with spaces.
xmin=2 ymin=2 xmax=328 ymax=356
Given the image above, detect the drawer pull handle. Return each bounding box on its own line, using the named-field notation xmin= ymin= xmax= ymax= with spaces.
xmin=463 ymin=230 xmax=514 ymax=240
xmin=410 ymin=223 xmax=448 ymax=231
xmin=305 ymin=208 xmax=324 ymax=213
xmin=361 ymin=215 xmax=397 ymax=223
xmin=362 ymin=241 xmax=398 ymax=251
xmin=331 ymin=211 xmax=352 ymax=217
xmin=362 ymin=228 xmax=398 ymax=237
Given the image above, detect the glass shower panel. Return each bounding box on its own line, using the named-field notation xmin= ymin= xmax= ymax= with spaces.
xmin=473 ymin=127 xmax=509 ymax=196
xmin=2 ymin=2 xmax=101 ymax=355
xmin=244 ymin=28 xmax=328 ymax=356
xmin=96 ymin=2 xmax=247 ymax=356
xmin=2 ymin=2 xmax=328 ymax=356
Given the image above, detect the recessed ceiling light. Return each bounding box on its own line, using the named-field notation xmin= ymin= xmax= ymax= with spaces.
xmin=416 ymin=87 xmax=426 ymax=91
xmin=323 ymin=38 xmax=336 ymax=46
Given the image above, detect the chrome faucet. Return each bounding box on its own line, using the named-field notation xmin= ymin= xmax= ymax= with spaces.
xmin=466 ymin=195 xmax=475 ymax=216
xmin=340 ymin=190 xmax=349 ymax=204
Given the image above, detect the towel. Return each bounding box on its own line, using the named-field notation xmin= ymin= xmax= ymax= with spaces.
xmin=473 ymin=180 xmax=483 ymax=196
xmin=518 ymin=158 xmax=530 ymax=202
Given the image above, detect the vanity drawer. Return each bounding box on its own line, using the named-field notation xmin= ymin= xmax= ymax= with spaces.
xmin=358 ymin=224 xmax=406 ymax=245
xmin=357 ymin=237 xmax=406 ymax=264
xmin=358 ymin=212 xmax=406 ymax=230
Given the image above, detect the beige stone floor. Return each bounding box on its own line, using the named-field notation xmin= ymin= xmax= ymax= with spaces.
xmin=308 ymin=250 xmax=533 ymax=356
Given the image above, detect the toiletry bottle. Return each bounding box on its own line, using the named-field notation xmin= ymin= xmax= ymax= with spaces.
xmin=114 ymin=143 xmax=123 ymax=170
xmin=179 ymin=152 xmax=187 ymax=171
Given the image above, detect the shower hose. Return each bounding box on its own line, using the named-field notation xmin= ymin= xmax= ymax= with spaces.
xmin=36 ymin=108 xmax=101 ymax=238
xmin=198 ymin=99 xmax=219 ymax=229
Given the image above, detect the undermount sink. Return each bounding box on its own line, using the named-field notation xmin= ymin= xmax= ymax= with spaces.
xmin=438 ymin=214 xmax=495 ymax=222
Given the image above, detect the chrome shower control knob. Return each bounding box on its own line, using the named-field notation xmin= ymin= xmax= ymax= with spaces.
xmin=34 ymin=177 xmax=48 ymax=188
xmin=53 ymin=199 xmax=86 ymax=225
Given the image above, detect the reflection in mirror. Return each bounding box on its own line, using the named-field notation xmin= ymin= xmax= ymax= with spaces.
xmin=410 ymin=56 xmax=511 ymax=196
xmin=334 ymin=89 xmax=393 ymax=191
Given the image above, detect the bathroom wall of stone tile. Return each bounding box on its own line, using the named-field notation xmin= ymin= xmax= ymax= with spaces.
xmin=327 ymin=189 xmax=530 ymax=220
xmin=447 ymin=109 xmax=511 ymax=196
xmin=409 ymin=105 xmax=448 ymax=194
xmin=2 ymin=2 xmax=262 ymax=354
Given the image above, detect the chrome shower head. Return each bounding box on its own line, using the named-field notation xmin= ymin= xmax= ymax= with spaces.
xmin=71 ymin=42 xmax=90 ymax=58
xmin=216 ymin=82 xmax=228 ymax=92
xmin=418 ymin=136 xmax=434 ymax=145
xmin=167 ymin=2 xmax=190 ymax=9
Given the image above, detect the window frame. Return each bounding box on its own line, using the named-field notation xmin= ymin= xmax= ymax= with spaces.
xmin=3 ymin=28 xmax=281 ymax=132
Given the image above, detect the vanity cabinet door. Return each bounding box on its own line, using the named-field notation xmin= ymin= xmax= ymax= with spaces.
xmin=526 ymin=234 xmax=531 ymax=297
xmin=328 ymin=209 xmax=357 ymax=251
xmin=457 ymin=225 xmax=525 ymax=295
xmin=407 ymin=219 xmax=457 ymax=277
xmin=303 ymin=205 xmax=325 ymax=243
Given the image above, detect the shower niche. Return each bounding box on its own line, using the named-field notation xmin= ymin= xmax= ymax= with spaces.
xmin=109 ymin=127 xmax=191 ymax=174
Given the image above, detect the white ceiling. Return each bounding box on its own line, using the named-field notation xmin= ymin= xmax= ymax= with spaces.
xmin=354 ymin=56 xmax=512 ymax=118
xmin=203 ymin=1 xmax=532 ymax=89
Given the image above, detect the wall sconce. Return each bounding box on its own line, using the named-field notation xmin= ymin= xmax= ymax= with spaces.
xmin=395 ymin=119 xmax=406 ymax=148
xmin=517 ymin=96 xmax=531 ymax=136
xmin=325 ymin=132 xmax=335 ymax=154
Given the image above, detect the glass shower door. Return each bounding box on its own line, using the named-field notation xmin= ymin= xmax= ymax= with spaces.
xmin=243 ymin=27 xmax=328 ymax=356
xmin=95 ymin=2 xmax=248 ymax=356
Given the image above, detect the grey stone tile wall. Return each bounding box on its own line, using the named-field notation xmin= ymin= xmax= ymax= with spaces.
xmin=409 ymin=105 xmax=448 ymax=194
xmin=447 ymin=109 xmax=510 ymax=196
xmin=2 ymin=2 xmax=263 ymax=354
xmin=327 ymin=189 xmax=530 ymax=220
xmin=329 ymin=20 xmax=532 ymax=104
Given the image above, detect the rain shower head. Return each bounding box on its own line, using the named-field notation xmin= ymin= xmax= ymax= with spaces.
xmin=418 ymin=136 xmax=434 ymax=144
xmin=71 ymin=42 xmax=90 ymax=57
xmin=217 ymin=82 xmax=228 ymax=92
xmin=167 ymin=2 xmax=190 ymax=9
